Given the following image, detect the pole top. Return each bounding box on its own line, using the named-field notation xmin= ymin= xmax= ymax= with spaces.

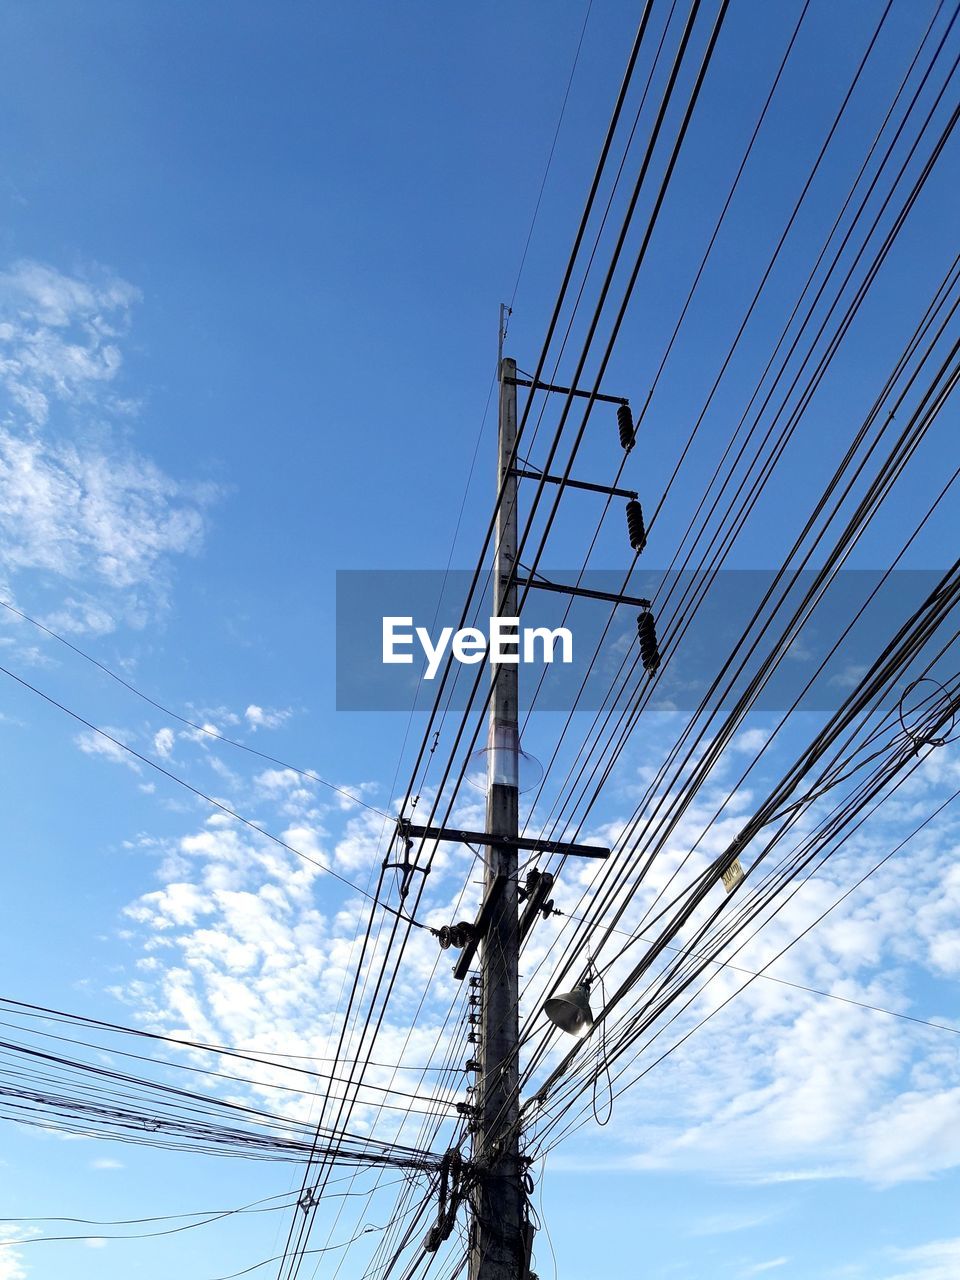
xmin=498 ymin=302 xmax=512 ymax=370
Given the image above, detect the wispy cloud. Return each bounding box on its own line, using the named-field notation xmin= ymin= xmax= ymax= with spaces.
xmin=107 ymin=716 xmax=960 ymax=1186
xmin=541 ymin=747 xmax=960 ymax=1188
xmin=881 ymin=1237 xmax=960 ymax=1280
xmin=0 ymin=1225 xmax=32 ymax=1280
xmin=244 ymin=704 xmax=292 ymax=732
xmin=0 ymin=258 xmax=138 ymax=425
xmin=0 ymin=258 xmax=219 ymax=635
xmin=692 ymin=1208 xmax=778 ymax=1236
xmin=75 ymin=729 xmax=142 ymax=773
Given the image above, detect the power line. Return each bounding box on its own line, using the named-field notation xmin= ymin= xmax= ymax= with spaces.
xmin=0 ymin=598 xmax=390 ymax=818
xmin=0 ymin=661 xmax=432 ymax=929
xmin=554 ymin=911 xmax=960 ymax=1037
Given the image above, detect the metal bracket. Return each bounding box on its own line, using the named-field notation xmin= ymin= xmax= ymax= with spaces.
xmin=505 ymin=375 xmax=628 ymax=407
xmin=516 ymin=574 xmax=651 ymax=610
xmin=399 ymin=822 xmax=610 ymax=861
xmin=510 ymin=467 xmax=638 ymax=500
xmin=452 ymin=873 xmax=507 ymax=980
xmin=387 ymin=819 xmax=436 ymax=900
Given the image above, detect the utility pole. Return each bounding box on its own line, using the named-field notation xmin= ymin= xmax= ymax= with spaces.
xmin=409 ymin=336 xmax=626 ymax=1273
xmin=469 ymin=344 xmax=524 ymax=1280
xmin=407 ymin=313 xmax=637 ymax=1274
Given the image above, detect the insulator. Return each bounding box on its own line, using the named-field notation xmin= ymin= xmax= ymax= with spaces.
xmin=439 ymin=921 xmax=474 ymax=950
xmin=455 ymin=921 xmax=474 ymax=948
xmin=617 ymin=403 xmax=635 ymax=452
xmin=469 ymin=975 xmax=482 ymax=987
xmin=467 ymin=1031 xmax=478 ymax=1043
xmin=625 ymin=499 xmax=646 ymax=553
xmin=636 ymin=610 xmax=660 ymax=674
xmin=465 ymin=1058 xmax=481 ymax=1072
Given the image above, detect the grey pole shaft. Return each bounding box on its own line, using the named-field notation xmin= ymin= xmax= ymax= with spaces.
xmin=469 ymin=356 xmax=524 ymax=1280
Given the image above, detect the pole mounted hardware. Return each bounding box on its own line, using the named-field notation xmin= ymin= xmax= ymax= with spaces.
xmin=544 ymin=976 xmax=595 ymax=1037
xmin=518 ymin=870 xmax=556 ymax=945
xmin=626 ymin=499 xmax=647 ymax=553
xmin=504 ymin=370 xmax=637 ymax=454
xmin=511 ymin=466 xmax=639 ymax=502
xmin=444 ymin=873 xmax=508 ymax=980
xmin=437 ymin=921 xmax=477 ymax=950
xmin=617 ymin=403 xmax=636 ymax=451
xmin=636 ymin=608 xmax=661 ymax=673
xmin=398 ymin=821 xmax=610 ymax=861
xmin=516 ymin=867 xmax=551 ymax=904
xmin=385 ymin=822 xmax=433 ymax=899
xmin=517 ymin=571 xmax=663 ymax=672
xmin=516 ymin=572 xmax=652 ymax=611
xmin=504 ymin=374 xmax=628 ymax=407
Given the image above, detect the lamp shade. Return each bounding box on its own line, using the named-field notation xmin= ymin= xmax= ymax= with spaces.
xmin=543 ymin=981 xmax=594 ymax=1036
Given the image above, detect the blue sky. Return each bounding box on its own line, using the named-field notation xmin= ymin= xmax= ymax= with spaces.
xmin=1 ymin=2 xmax=960 ymax=1279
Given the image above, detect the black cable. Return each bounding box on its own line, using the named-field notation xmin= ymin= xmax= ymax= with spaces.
xmin=0 ymin=599 xmax=389 ymax=817
xmin=0 ymin=662 xmax=433 ymax=929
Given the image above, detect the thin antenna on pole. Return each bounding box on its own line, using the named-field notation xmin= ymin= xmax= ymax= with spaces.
xmin=498 ymin=302 xmax=512 ymax=371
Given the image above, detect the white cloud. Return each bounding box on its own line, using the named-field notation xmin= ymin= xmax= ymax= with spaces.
xmin=179 ymin=721 xmax=221 ymax=746
xmin=75 ymin=729 xmax=141 ymax=773
xmin=882 ymin=1237 xmax=960 ymax=1280
xmin=108 ymin=720 xmax=960 ymax=1191
xmin=0 ymin=432 xmax=207 ymax=592
xmin=526 ymin=744 xmax=960 ymax=1189
xmin=692 ymin=1209 xmax=777 ymax=1236
xmin=733 ymin=727 xmax=768 ymax=754
xmin=0 ymin=259 xmax=138 ymax=425
xmin=256 ymin=767 xmax=303 ymax=792
xmin=41 ymin=596 xmax=116 ymax=637
xmin=245 ymin=704 xmax=292 ymax=731
xmin=154 ymin=727 xmax=175 ymax=759
xmin=0 ymin=1225 xmax=32 ymax=1280
xmin=113 ymin=769 xmax=477 ymax=1141
xmin=0 ymin=258 xmax=218 ymax=633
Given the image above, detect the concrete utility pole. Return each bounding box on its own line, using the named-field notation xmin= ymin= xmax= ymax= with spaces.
xmin=469 ymin=349 xmax=524 ymax=1280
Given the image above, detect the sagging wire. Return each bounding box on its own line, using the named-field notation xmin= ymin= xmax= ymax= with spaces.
xmin=590 ymin=965 xmax=614 ymax=1128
